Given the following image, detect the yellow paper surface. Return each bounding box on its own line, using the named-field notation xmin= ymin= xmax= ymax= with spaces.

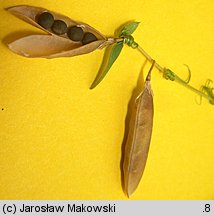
xmin=0 ymin=0 xmax=213 ymax=199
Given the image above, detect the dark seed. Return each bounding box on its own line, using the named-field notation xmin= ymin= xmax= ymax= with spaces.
xmin=37 ymin=12 xmax=54 ymax=29
xmin=51 ymin=20 xmax=67 ymax=35
xmin=67 ymin=26 xmax=84 ymax=41
xmin=82 ymin=32 xmax=97 ymax=45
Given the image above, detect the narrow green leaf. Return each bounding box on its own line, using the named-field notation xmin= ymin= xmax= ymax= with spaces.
xmin=119 ymin=21 xmax=140 ymax=37
xmin=90 ymin=42 xmax=123 ymax=89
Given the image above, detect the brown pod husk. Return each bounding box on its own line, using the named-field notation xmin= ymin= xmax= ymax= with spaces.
xmin=123 ymin=62 xmax=155 ymax=197
xmin=6 ymin=5 xmax=112 ymax=58
xmin=8 ymin=34 xmax=106 ymax=58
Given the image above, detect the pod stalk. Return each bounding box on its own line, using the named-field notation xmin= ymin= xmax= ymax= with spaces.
xmin=135 ymin=44 xmax=214 ymax=105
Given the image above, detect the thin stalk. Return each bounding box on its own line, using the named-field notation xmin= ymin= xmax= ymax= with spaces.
xmin=137 ymin=45 xmax=164 ymax=72
xmin=174 ymin=75 xmax=210 ymax=101
xmin=136 ymin=44 xmax=213 ymax=104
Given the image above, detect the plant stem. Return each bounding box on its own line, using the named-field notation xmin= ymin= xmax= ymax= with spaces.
xmin=174 ymin=75 xmax=210 ymax=101
xmin=136 ymin=44 xmax=213 ymax=104
xmin=137 ymin=45 xmax=164 ymax=72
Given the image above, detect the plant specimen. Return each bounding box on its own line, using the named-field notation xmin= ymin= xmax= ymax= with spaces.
xmin=5 ymin=5 xmax=214 ymax=196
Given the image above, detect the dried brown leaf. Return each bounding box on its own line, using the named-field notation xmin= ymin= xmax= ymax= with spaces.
xmin=123 ymin=64 xmax=154 ymax=197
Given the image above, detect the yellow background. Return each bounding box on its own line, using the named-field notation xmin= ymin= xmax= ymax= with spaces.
xmin=0 ymin=0 xmax=214 ymax=199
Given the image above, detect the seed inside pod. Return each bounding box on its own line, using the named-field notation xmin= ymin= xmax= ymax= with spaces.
xmin=67 ymin=26 xmax=84 ymax=41
xmin=82 ymin=32 xmax=97 ymax=45
xmin=51 ymin=20 xmax=67 ymax=35
xmin=37 ymin=12 xmax=54 ymax=29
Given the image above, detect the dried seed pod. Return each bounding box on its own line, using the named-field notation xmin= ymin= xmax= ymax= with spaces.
xmin=67 ymin=26 xmax=84 ymax=41
xmin=37 ymin=12 xmax=54 ymax=29
xmin=123 ymin=61 xmax=155 ymax=197
xmin=51 ymin=20 xmax=67 ymax=35
xmin=6 ymin=5 xmax=116 ymax=58
xmin=8 ymin=35 xmax=106 ymax=58
xmin=82 ymin=32 xmax=97 ymax=45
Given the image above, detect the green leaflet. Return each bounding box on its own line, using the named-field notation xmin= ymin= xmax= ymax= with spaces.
xmin=90 ymin=42 xmax=123 ymax=89
xmin=90 ymin=21 xmax=139 ymax=89
xmin=119 ymin=21 xmax=140 ymax=37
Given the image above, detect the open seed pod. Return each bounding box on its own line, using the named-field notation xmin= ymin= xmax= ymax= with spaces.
xmin=6 ymin=5 xmax=115 ymax=58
